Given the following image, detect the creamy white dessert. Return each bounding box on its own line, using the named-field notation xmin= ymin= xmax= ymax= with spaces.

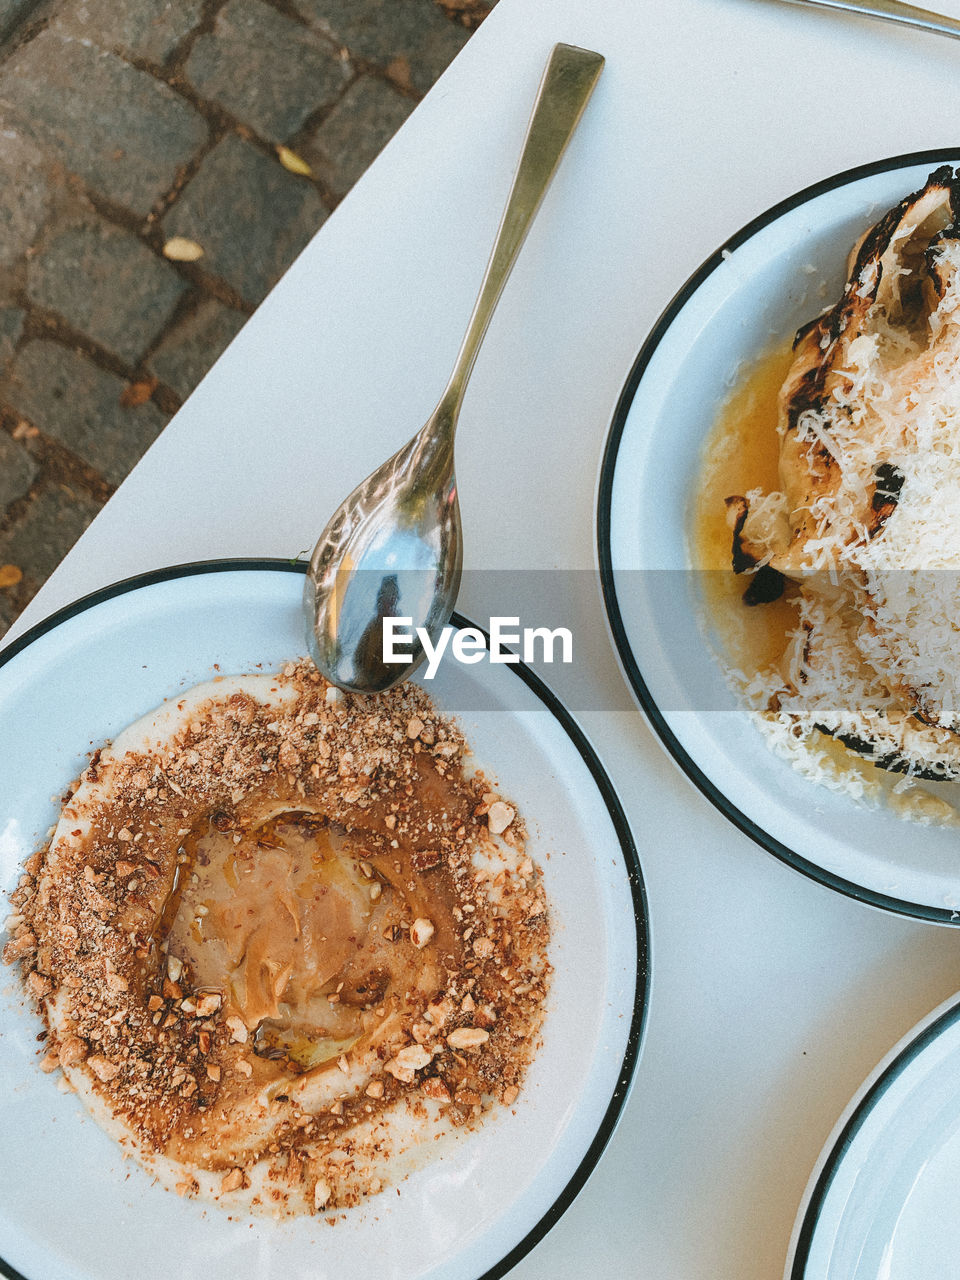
xmin=3 ymin=662 xmax=550 ymax=1215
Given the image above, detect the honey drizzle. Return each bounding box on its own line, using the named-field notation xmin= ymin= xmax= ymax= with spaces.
xmin=693 ymin=340 xmax=799 ymax=669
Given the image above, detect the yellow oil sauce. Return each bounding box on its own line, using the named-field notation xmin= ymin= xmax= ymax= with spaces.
xmin=692 ymin=339 xmax=798 ymax=671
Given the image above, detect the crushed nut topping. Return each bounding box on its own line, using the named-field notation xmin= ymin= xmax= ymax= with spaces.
xmin=3 ymin=661 xmax=550 ymax=1217
xmin=410 ymin=917 xmax=435 ymax=949
xmin=486 ymin=802 xmax=516 ymax=836
xmin=446 ymin=1027 xmax=490 ymax=1050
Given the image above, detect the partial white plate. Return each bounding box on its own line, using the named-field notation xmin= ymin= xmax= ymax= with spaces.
xmin=597 ymin=149 xmax=960 ymax=924
xmin=785 ymin=989 xmax=960 ymax=1280
xmin=0 ymin=560 xmax=648 ymax=1280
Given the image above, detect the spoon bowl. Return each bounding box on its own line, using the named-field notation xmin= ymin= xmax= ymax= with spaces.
xmin=304 ymin=423 xmax=461 ymax=692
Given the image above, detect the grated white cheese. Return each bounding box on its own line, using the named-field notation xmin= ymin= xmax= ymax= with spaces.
xmin=732 ymin=184 xmax=960 ymax=792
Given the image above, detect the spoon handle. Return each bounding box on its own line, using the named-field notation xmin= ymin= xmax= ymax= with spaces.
xmin=776 ymin=0 xmax=960 ymax=40
xmin=435 ymin=42 xmax=604 ymax=424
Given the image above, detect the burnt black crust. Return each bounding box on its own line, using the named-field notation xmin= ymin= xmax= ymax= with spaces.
xmin=726 ymin=495 xmax=755 ymax=574
xmin=742 ymin=565 xmax=785 ymax=606
xmin=786 ymin=364 xmax=828 ymax=430
xmin=786 ymin=166 xmax=960 ymax=433
xmin=871 ymin=462 xmax=905 ymax=507
xmin=814 ymin=723 xmax=957 ymax=781
xmin=725 ymin=495 xmax=786 ymax=605
xmin=867 ymin=460 xmax=905 ymax=537
xmin=847 ymin=163 xmax=959 ymax=290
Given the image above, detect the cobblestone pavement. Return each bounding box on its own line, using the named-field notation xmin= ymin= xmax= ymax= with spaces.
xmin=0 ymin=0 xmax=494 ymax=638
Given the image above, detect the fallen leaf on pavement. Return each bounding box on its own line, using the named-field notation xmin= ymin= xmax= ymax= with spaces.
xmin=163 ymin=236 xmax=204 ymax=262
xmin=0 ymin=564 xmax=23 ymax=589
xmin=436 ymin=0 xmax=492 ymax=23
xmin=385 ymin=55 xmax=413 ymax=92
xmin=120 ymin=377 xmax=158 ymax=408
xmin=277 ymin=145 xmax=313 ymax=177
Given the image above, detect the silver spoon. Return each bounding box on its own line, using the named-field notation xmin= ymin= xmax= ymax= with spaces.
xmin=774 ymin=0 xmax=960 ymax=40
xmin=303 ymin=42 xmax=604 ymax=693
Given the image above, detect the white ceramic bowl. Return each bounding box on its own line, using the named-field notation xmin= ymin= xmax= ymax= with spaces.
xmin=598 ymin=149 xmax=960 ymax=924
xmin=785 ymin=989 xmax=960 ymax=1280
xmin=0 ymin=561 xmax=648 ymax=1280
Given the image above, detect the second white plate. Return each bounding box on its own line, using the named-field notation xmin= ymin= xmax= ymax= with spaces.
xmin=598 ymin=150 xmax=960 ymax=924
xmin=786 ymin=990 xmax=960 ymax=1280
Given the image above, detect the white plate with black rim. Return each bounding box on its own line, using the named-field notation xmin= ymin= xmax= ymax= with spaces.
xmin=786 ymin=989 xmax=960 ymax=1280
xmin=597 ymin=149 xmax=960 ymax=925
xmin=0 ymin=559 xmax=648 ymax=1280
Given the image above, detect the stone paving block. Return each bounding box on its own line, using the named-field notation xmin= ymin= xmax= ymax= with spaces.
xmin=3 ymin=341 xmax=168 ymax=485
xmin=0 ymin=0 xmax=41 ymax=43
xmin=303 ymin=73 xmax=414 ymax=198
xmin=163 ymin=134 xmax=327 ymax=305
xmin=0 ymin=484 xmax=101 ymax=586
xmin=292 ymin=0 xmax=468 ymax=95
xmin=0 ymin=592 xmax=16 ymax=634
xmin=147 ymin=298 xmax=246 ymax=400
xmin=52 ymin=0 xmax=204 ymax=66
xmin=0 ymin=32 xmax=208 ymax=217
xmin=0 ymin=432 xmax=37 ymax=511
xmin=27 ymin=217 xmax=187 ymax=365
xmin=0 ymin=306 xmax=24 ymax=375
xmin=185 ymin=0 xmax=349 ymax=143
xmin=0 ymin=131 xmax=51 ymax=268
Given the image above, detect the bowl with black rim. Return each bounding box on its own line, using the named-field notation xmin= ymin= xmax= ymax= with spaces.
xmin=0 ymin=558 xmax=648 ymax=1280
xmin=597 ymin=149 xmax=960 ymax=925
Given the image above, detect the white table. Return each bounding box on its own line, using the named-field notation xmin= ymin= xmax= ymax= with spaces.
xmin=9 ymin=0 xmax=960 ymax=1274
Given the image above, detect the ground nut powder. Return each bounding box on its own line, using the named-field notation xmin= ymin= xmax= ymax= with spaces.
xmin=3 ymin=660 xmax=550 ymax=1216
